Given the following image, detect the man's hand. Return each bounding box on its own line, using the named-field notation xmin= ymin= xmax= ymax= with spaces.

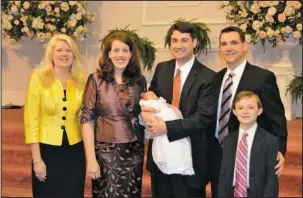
xmin=140 ymin=106 xmax=159 ymax=124
xmin=275 ymin=151 xmax=285 ymax=177
xmin=146 ymin=116 xmax=167 ymax=136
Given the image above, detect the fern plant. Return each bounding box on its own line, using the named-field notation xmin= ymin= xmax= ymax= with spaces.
xmin=286 ymin=70 xmax=302 ymax=104
xmin=101 ymin=25 xmax=156 ymax=71
xmin=164 ymin=18 xmax=212 ymax=56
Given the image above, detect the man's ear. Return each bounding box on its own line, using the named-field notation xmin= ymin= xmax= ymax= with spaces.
xmin=258 ymin=107 xmax=263 ymax=116
xmin=193 ymin=38 xmax=198 ymax=49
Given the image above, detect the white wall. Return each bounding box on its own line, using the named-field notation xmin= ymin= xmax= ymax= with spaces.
xmin=2 ymin=1 xmax=302 ymax=117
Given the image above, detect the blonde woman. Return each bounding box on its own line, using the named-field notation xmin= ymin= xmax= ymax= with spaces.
xmin=24 ymin=34 xmax=86 ymax=197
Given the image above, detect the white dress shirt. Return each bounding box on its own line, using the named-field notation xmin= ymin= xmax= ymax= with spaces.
xmin=173 ymin=55 xmax=195 ymax=98
xmin=232 ymin=123 xmax=258 ymax=188
xmin=215 ymin=59 xmax=247 ymax=138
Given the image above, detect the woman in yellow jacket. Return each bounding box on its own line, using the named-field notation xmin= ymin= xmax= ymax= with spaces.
xmin=24 ymin=34 xmax=86 ymax=197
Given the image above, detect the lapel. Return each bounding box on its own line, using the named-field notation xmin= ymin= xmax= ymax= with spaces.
xmin=235 ymin=62 xmax=254 ymax=95
xmin=228 ymin=130 xmax=239 ymax=185
xmin=249 ymin=126 xmax=265 ymax=175
xmin=179 ymin=58 xmax=201 ymax=111
xmin=165 ymin=60 xmax=176 ymax=104
xmin=66 ymin=78 xmax=80 ymax=113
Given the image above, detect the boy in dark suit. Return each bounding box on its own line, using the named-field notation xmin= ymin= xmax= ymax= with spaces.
xmin=218 ymin=91 xmax=279 ymax=197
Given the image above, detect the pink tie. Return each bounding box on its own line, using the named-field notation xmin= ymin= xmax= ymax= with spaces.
xmin=234 ymin=132 xmax=248 ymax=197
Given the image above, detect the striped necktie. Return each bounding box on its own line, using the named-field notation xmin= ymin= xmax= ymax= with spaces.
xmin=172 ymin=68 xmax=181 ymax=108
xmin=218 ymin=72 xmax=235 ymax=144
xmin=234 ymin=132 xmax=249 ymax=197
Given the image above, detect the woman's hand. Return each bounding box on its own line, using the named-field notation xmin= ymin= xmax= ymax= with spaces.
xmin=33 ymin=160 xmax=47 ymax=182
xmin=87 ymin=159 xmax=101 ymax=179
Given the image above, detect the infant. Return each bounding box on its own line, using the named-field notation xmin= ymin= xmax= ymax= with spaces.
xmin=139 ymin=91 xmax=194 ymax=175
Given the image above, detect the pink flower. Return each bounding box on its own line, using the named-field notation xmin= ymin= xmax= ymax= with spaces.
xmin=23 ymin=1 xmax=30 ymax=9
xmin=278 ymin=13 xmax=286 ymax=22
xmin=258 ymin=31 xmax=267 ymax=39
xmin=54 ymin=7 xmax=60 ymax=14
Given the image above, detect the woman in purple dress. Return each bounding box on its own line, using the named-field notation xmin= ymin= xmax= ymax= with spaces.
xmin=80 ymin=31 xmax=147 ymax=197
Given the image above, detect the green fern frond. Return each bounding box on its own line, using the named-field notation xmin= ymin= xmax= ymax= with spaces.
xmin=286 ymin=70 xmax=302 ymax=104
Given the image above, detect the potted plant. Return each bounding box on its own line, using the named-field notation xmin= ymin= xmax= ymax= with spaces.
xmin=101 ymin=25 xmax=157 ymax=71
xmin=286 ymin=70 xmax=302 ymax=104
xmin=164 ymin=18 xmax=212 ymax=55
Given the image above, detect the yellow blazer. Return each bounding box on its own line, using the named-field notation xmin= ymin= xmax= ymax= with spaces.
xmin=24 ymin=72 xmax=84 ymax=146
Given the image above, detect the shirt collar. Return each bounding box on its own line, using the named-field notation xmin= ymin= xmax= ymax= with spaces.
xmin=226 ymin=59 xmax=247 ymax=77
xmin=175 ymin=55 xmax=195 ymax=76
xmin=239 ymin=122 xmax=258 ymax=138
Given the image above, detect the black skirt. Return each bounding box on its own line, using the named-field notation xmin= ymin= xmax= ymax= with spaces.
xmin=92 ymin=140 xmax=144 ymax=198
xmin=32 ymin=131 xmax=86 ymax=198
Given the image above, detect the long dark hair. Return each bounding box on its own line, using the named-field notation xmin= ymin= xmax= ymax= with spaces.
xmin=97 ymin=32 xmax=142 ymax=85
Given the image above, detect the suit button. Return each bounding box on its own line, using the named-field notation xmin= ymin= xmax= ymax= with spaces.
xmin=62 ymin=107 xmax=67 ymax=111
xmin=62 ymin=97 xmax=66 ymax=101
xmin=61 ymin=126 xmax=65 ymax=130
xmin=62 ymin=116 xmax=66 ymax=120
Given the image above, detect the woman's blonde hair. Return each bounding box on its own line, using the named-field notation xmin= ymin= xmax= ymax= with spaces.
xmin=35 ymin=34 xmax=86 ymax=89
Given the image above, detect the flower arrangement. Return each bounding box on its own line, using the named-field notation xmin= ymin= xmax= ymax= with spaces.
xmin=1 ymin=1 xmax=96 ymax=44
xmin=220 ymin=1 xmax=302 ymax=48
xmin=101 ymin=25 xmax=157 ymax=71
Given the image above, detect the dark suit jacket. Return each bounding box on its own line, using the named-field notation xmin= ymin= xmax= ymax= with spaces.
xmin=218 ymin=127 xmax=279 ymax=197
xmin=214 ymin=62 xmax=287 ymax=154
xmin=146 ymin=58 xmax=218 ymax=187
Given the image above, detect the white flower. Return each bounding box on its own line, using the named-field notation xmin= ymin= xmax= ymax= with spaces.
xmin=37 ymin=32 xmax=45 ymax=42
xmin=76 ymin=12 xmax=83 ymax=20
xmin=265 ymin=14 xmax=274 ymax=23
xmin=267 ymin=7 xmax=276 ymax=16
xmin=296 ymin=24 xmax=302 ymax=31
xmin=60 ymin=2 xmax=69 ymax=12
xmin=245 ymin=34 xmax=252 ymax=43
xmin=252 ymin=20 xmax=263 ymax=31
xmin=23 ymin=1 xmax=30 ymax=9
xmin=240 ymin=23 xmax=247 ymax=32
xmin=293 ymin=31 xmax=302 ymax=39
xmin=250 ymin=4 xmax=261 ymax=14
xmin=11 ymin=5 xmax=18 ymax=13
xmin=14 ymin=20 xmax=20 ymax=25
xmin=266 ymin=28 xmax=274 ymax=38
xmin=269 ymin=1 xmax=280 ymax=6
xmin=69 ymin=1 xmax=77 ymax=6
xmin=45 ymin=32 xmax=52 ymax=40
xmin=61 ymin=28 xmax=67 ymax=33
xmin=281 ymin=26 xmax=293 ymax=34
xmin=14 ymin=1 xmax=21 ymax=6
xmin=274 ymin=30 xmax=280 ymax=36
xmin=284 ymin=6 xmax=296 ymax=16
xmin=32 ymin=17 xmax=44 ymax=29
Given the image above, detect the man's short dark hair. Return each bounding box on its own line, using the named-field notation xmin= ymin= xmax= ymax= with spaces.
xmin=166 ymin=21 xmax=197 ymax=47
xmin=219 ymin=26 xmax=246 ymax=43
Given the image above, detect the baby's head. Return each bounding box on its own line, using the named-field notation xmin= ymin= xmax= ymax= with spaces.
xmin=141 ymin=91 xmax=158 ymax=100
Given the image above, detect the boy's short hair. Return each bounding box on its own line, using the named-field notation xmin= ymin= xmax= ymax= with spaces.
xmin=232 ymin=91 xmax=263 ymax=109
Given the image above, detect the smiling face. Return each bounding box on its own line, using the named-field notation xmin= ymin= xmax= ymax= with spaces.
xmin=219 ymin=31 xmax=248 ymax=70
xmin=52 ymin=40 xmax=74 ymax=70
xmin=108 ymin=40 xmax=132 ymax=72
xmin=233 ymin=96 xmax=263 ymax=128
xmin=170 ymin=30 xmax=197 ymax=66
